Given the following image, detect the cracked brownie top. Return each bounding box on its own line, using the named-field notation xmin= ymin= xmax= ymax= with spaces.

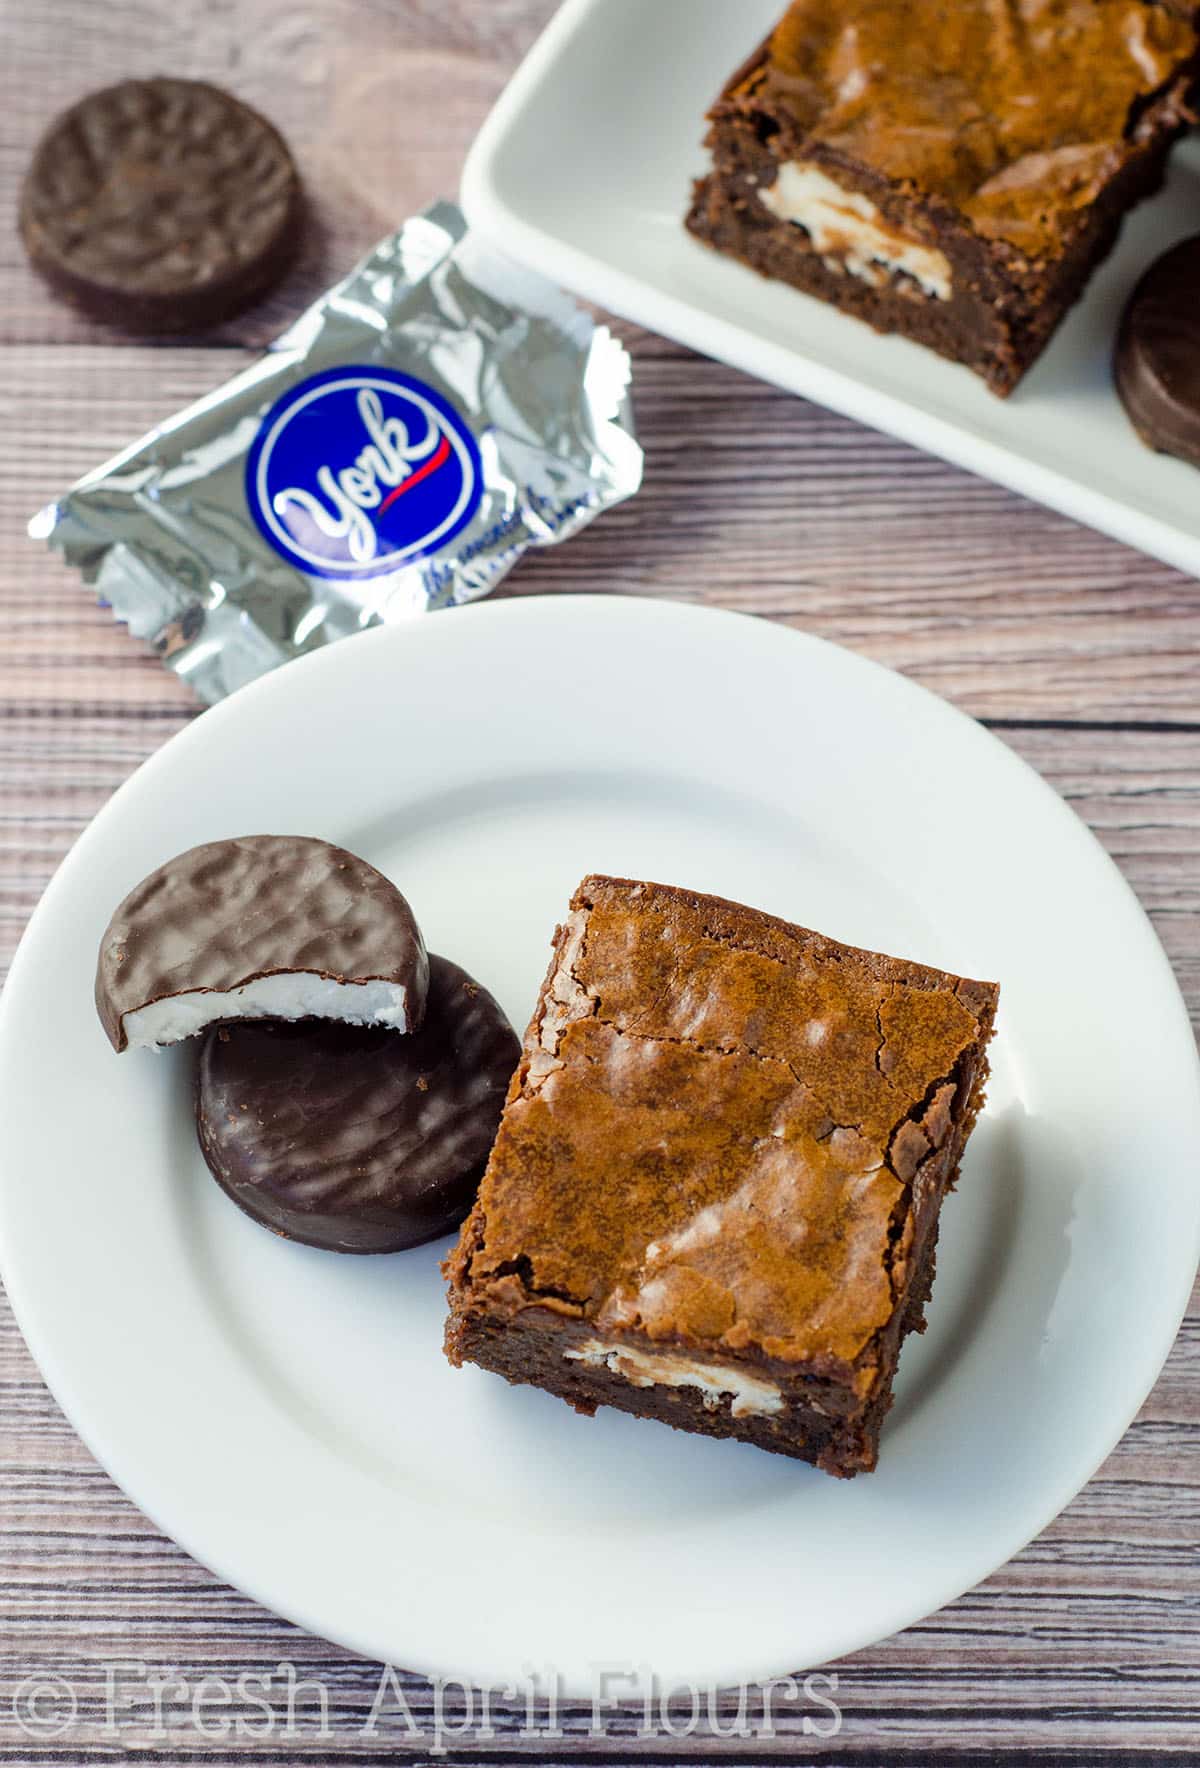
xmin=722 ymin=0 xmax=1199 ymax=258
xmin=449 ymin=877 xmax=997 ymax=1380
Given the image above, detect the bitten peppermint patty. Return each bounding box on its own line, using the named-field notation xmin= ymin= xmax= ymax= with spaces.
xmin=96 ymin=835 xmax=428 ymax=1052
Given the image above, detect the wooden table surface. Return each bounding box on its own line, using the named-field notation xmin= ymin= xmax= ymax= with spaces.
xmin=1 ymin=2 xmax=1198 ymax=1762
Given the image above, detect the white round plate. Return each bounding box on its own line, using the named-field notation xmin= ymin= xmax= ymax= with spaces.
xmin=1 ymin=597 xmax=1197 ymax=1693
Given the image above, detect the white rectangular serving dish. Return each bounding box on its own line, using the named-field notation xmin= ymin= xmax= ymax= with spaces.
xmin=462 ymin=0 xmax=1200 ymax=578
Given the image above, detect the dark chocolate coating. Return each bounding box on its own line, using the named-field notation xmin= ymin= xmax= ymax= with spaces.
xmin=195 ymin=955 xmax=521 ymax=1253
xmin=96 ymin=835 xmax=429 ymax=1051
xmin=1115 ymin=235 xmax=1200 ymax=470
xmin=19 ymin=78 xmax=302 ymax=333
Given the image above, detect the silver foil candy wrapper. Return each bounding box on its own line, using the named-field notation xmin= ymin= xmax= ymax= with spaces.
xmin=31 ymin=201 xmax=643 ymax=704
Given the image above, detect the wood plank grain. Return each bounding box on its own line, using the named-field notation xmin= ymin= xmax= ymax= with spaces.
xmin=5 ymin=342 xmax=1200 ymax=726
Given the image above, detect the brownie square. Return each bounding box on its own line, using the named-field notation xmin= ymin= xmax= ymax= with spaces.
xmin=686 ymin=0 xmax=1200 ymax=394
xmin=444 ymin=877 xmax=998 ymax=1477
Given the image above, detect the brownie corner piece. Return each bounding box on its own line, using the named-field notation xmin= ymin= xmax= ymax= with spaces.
xmin=686 ymin=0 xmax=1200 ymax=394
xmin=444 ymin=875 xmax=998 ymax=1477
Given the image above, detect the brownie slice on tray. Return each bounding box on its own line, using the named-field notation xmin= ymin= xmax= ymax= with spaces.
xmin=686 ymin=0 xmax=1200 ymax=394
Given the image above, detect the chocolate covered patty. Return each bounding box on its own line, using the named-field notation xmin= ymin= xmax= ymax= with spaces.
xmin=19 ymin=78 xmax=302 ymax=332
xmin=1115 ymin=234 xmax=1200 ymax=468
xmin=96 ymin=835 xmax=428 ymax=1051
xmin=197 ymin=956 xmax=521 ymax=1253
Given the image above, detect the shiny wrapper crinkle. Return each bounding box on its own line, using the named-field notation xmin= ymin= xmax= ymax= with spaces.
xmin=31 ymin=201 xmax=643 ymax=704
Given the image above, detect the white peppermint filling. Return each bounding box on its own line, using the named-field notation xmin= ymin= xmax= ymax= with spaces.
xmin=122 ymin=973 xmax=410 ymax=1050
xmin=758 ymin=161 xmax=952 ymax=302
xmin=564 ymin=1338 xmax=783 ymax=1419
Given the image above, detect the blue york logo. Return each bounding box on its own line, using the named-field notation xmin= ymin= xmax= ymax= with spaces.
xmin=245 ymin=367 xmax=484 ymax=579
